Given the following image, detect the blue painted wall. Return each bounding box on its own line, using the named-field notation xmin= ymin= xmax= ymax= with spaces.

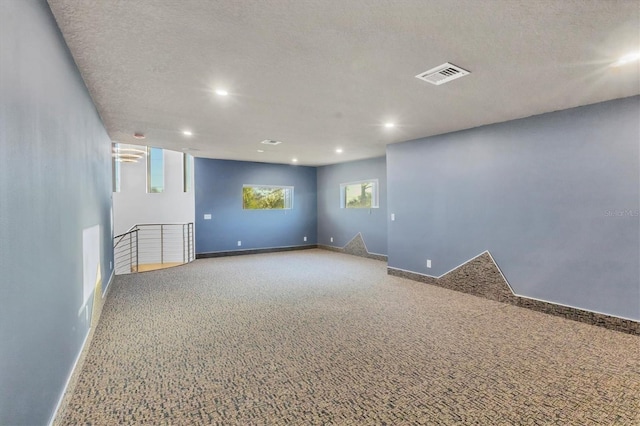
xmin=195 ymin=159 xmax=317 ymax=253
xmin=387 ymin=96 xmax=640 ymax=320
xmin=0 ymin=1 xmax=114 ymax=424
xmin=317 ymin=157 xmax=387 ymax=255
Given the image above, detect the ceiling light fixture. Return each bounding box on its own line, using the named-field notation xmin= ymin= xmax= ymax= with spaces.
xmin=257 ymin=149 xmax=264 ymax=153
xmin=215 ymin=89 xmax=229 ymax=96
xmin=133 ymin=132 xmax=145 ymax=139
xmin=612 ymin=52 xmax=640 ymax=67
xmin=335 ymin=148 xmax=343 ymax=153
xmin=112 ymin=145 xmax=146 ymax=163
xmin=292 ymin=158 xmax=298 ymax=163
xmin=113 ymin=153 xmax=143 ymax=160
xmin=113 ymin=147 xmax=146 ymax=154
xmin=384 ymin=122 xmax=395 ymax=128
xmin=183 ymin=130 xmax=193 ymax=136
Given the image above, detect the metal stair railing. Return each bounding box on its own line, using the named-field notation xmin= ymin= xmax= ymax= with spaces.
xmin=113 ymin=222 xmax=194 ymax=275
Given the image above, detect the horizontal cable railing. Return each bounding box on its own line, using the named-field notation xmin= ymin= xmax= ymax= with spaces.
xmin=113 ymin=223 xmax=194 ymax=275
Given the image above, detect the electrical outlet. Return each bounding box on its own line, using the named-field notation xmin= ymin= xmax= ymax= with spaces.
xmin=391 ymin=213 xmax=395 ymax=221
xmin=237 ymin=240 xmax=242 ymax=247
xmin=330 ymin=237 xmax=333 ymax=243
xmin=426 ymin=259 xmax=432 ymax=268
xmin=304 ymin=236 xmax=307 ymax=242
xmin=109 ymin=261 xmax=112 ymax=269
xmin=204 ymin=214 xmax=212 ymax=220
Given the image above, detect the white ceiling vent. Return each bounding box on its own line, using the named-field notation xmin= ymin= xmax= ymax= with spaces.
xmin=415 ymin=62 xmax=470 ymax=85
xmin=260 ymin=139 xmax=282 ymax=145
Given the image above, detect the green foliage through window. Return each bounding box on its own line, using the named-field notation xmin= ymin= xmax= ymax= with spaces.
xmin=341 ymin=180 xmax=379 ymax=209
xmin=243 ymin=185 xmax=293 ymax=210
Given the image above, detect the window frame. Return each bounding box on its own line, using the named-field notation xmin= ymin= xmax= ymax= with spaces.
xmin=112 ymin=143 xmax=121 ymax=193
xmin=242 ymin=184 xmax=294 ymax=210
xmin=182 ymin=153 xmax=193 ymax=192
xmin=146 ymin=146 xmax=164 ymax=193
xmin=340 ymin=179 xmax=379 ymax=209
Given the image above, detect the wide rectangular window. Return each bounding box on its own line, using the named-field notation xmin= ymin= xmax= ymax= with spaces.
xmin=146 ymin=147 xmax=164 ymax=193
xmin=340 ymin=179 xmax=379 ymax=208
xmin=242 ymin=185 xmax=293 ymax=210
xmin=183 ymin=153 xmax=192 ymax=192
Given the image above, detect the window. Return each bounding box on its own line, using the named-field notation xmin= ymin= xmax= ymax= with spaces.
xmin=340 ymin=179 xmax=379 ymax=208
xmin=112 ymin=143 xmax=120 ymax=192
xmin=183 ymin=153 xmax=193 ymax=192
xmin=242 ymin=185 xmax=293 ymax=210
xmin=146 ymin=147 xmax=164 ymax=193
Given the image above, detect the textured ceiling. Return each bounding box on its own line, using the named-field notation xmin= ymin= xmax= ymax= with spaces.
xmin=47 ymin=0 xmax=639 ymax=166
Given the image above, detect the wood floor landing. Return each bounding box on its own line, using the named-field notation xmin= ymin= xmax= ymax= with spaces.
xmin=134 ymin=262 xmax=184 ymax=272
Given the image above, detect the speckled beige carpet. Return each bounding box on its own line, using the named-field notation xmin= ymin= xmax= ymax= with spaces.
xmin=60 ymin=249 xmax=639 ymax=425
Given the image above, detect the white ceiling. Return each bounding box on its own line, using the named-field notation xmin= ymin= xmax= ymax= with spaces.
xmin=48 ymin=0 xmax=640 ymax=166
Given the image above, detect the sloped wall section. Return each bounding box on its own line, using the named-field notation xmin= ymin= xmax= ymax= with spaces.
xmin=319 ymin=233 xmax=387 ymax=261
xmin=387 ymin=96 xmax=640 ymax=322
xmin=389 ymin=252 xmax=639 ymax=335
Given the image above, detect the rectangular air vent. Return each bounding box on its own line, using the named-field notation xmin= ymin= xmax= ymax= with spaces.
xmin=415 ymin=62 xmax=470 ymax=85
xmin=261 ymin=139 xmax=282 ymax=145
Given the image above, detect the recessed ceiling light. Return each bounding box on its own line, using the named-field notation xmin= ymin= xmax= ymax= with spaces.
xmin=183 ymin=130 xmax=193 ymax=136
xmin=336 ymin=148 xmax=343 ymax=153
xmin=215 ymin=89 xmax=229 ymax=96
xmin=257 ymin=149 xmax=264 ymax=153
xmin=292 ymin=158 xmax=298 ymax=163
xmin=133 ymin=132 xmax=145 ymax=139
xmin=612 ymin=52 xmax=640 ymax=67
xmin=384 ymin=122 xmax=395 ymax=128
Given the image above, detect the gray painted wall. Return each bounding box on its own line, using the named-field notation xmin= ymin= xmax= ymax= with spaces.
xmin=0 ymin=1 xmax=113 ymax=424
xmin=317 ymin=157 xmax=387 ymax=255
xmin=195 ymin=159 xmax=317 ymax=253
xmin=387 ymin=96 xmax=640 ymax=320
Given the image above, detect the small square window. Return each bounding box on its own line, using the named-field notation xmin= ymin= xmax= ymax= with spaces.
xmin=340 ymin=179 xmax=379 ymax=208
